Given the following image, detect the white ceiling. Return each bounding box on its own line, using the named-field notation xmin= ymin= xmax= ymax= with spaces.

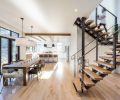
xmin=0 ymin=0 xmax=102 ymax=33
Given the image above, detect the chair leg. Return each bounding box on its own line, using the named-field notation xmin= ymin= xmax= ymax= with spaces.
xmin=3 ymin=77 xmax=8 ymax=86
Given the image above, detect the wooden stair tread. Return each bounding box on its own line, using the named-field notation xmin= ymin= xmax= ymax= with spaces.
xmin=85 ymin=20 xmax=94 ymax=25
xmin=79 ymin=73 xmax=95 ymax=87
xmin=116 ymin=48 xmax=120 ymax=51
xmin=73 ymin=77 xmax=81 ymax=92
xmin=95 ymin=60 xmax=114 ymax=68
xmin=99 ymin=56 xmax=120 ymax=63
xmin=100 ymin=32 xmax=110 ymax=35
xmin=105 ymin=52 xmax=120 ymax=56
xmin=84 ymin=69 xmax=102 ymax=80
xmin=89 ymin=23 xmax=97 ymax=28
xmin=90 ymin=64 xmax=111 ymax=74
xmin=116 ymin=44 xmax=120 ymax=46
xmin=94 ymin=27 xmax=103 ymax=32
xmin=110 ymin=48 xmax=120 ymax=51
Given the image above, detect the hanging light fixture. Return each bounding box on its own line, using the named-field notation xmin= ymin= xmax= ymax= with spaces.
xmin=16 ymin=18 xmax=30 ymax=46
xmin=28 ymin=25 xmax=37 ymax=47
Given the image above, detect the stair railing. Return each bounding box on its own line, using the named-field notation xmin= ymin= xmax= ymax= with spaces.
xmin=96 ymin=4 xmax=118 ymax=41
xmin=72 ymin=3 xmax=119 ymax=93
xmin=80 ymin=25 xmax=120 ymax=93
xmin=71 ymin=24 xmax=119 ymax=78
xmin=78 ymin=26 xmax=120 ymax=61
xmin=71 ymin=39 xmax=95 ymax=60
xmin=73 ymin=16 xmax=120 ymax=92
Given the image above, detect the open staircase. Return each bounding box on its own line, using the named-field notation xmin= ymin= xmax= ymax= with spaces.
xmin=74 ymin=17 xmax=113 ymax=45
xmin=73 ymin=51 xmax=120 ymax=92
xmin=72 ymin=16 xmax=120 ymax=93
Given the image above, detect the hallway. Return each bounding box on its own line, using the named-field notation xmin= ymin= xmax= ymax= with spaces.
xmin=1 ymin=61 xmax=120 ymax=100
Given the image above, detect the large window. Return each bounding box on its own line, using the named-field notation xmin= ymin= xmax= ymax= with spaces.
xmin=0 ymin=26 xmax=19 ymax=69
xmin=1 ymin=38 xmax=9 ymax=66
xmin=0 ymin=27 xmax=10 ymax=37
xmin=12 ymin=41 xmax=16 ymax=61
xmin=11 ymin=31 xmax=19 ymax=38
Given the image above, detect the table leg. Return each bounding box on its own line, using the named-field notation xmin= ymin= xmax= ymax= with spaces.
xmin=3 ymin=77 xmax=8 ymax=86
xmin=23 ymin=68 xmax=27 ymax=86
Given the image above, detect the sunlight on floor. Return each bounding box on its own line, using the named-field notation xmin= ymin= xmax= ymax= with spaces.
xmin=40 ymin=71 xmax=53 ymax=79
xmin=56 ymin=62 xmax=64 ymax=78
xmin=39 ymin=63 xmax=57 ymax=79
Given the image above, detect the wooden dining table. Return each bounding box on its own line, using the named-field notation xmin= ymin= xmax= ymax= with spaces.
xmin=3 ymin=58 xmax=40 ymax=86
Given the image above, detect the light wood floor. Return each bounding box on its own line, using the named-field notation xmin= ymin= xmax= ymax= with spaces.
xmin=1 ymin=61 xmax=120 ymax=100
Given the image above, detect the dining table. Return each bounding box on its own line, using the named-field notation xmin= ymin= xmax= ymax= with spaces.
xmin=2 ymin=57 xmax=40 ymax=86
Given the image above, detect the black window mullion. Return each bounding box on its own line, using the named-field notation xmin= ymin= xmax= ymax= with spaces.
xmin=17 ymin=46 xmax=20 ymax=61
xmin=8 ymin=39 xmax=12 ymax=64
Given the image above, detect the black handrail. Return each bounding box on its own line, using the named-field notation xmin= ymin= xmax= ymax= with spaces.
xmin=107 ymin=24 xmax=118 ymax=31
xmin=71 ymin=39 xmax=95 ymax=60
xmin=99 ymin=4 xmax=117 ymax=18
xmin=78 ymin=27 xmax=120 ymax=61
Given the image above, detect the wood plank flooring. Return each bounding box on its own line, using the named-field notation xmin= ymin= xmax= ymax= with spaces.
xmin=0 ymin=60 xmax=120 ymax=100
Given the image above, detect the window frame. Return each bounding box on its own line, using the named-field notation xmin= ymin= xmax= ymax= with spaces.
xmin=0 ymin=26 xmax=20 ymax=71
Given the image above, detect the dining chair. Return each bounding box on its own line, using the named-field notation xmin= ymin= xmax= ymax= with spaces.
xmin=28 ymin=60 xmax=42 ymax=80
xmin=2 ymin=63 xmax=22 ymax=86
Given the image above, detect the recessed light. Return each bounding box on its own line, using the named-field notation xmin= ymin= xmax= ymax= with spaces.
xmin=74 ymin=8 xmax=78 ymax=12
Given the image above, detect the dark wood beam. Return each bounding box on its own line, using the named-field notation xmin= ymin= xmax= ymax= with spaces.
xmin=25 ymin=33 xmax=71 ymax=36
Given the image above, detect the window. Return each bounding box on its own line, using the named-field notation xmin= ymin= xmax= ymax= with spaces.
xmin=12 ymin=41 xmax=16 ymax=61
xmin=0 ymin=27 xmax=10 ymax=37
xmin=0 ymin=26 xmax=20 ymax=71
xmin=1 ymin=38 xmax=9 ymax=66
xmin=11 ymin=32 xmax=19 ymax=38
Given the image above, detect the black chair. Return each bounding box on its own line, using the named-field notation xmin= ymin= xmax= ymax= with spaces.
xmin=28 ymin=61 xmax=42 ymax=80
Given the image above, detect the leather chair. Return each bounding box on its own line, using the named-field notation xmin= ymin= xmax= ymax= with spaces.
xmin=28 ymin=61 xmax=42 ymax=80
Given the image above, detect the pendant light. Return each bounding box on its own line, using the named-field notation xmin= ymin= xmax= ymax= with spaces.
xmin=16 ymin=18 xmax=30 ymax=46
xmin=28 ymin=25 xmax=37 ymax=47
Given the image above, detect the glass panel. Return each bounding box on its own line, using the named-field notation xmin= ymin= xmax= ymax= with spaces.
xmin=1 ymin=38 xmax=9 ymax=66
xmin=0 ymin=28 xmax=10 ymax=37
xmin=12 ymin=41 xmax=16 ymax=61
xmin=97 ymin=6 xmax=115 ymax=30
xmin=12 ymin=32 xmax=19 ymax=38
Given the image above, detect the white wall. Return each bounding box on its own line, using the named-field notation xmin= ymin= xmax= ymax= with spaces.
xmin=69 ymin=26 xmax=77 ymax=74
xmin=20 ymin=47 xmax=26 ymax=60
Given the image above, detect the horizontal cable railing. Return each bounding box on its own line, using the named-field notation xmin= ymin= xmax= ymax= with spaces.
xmin=71 ymin=39 xmax=95 ymax=60
xmin=78 ymin=26 xmax=120 ymax=61
xmin=71 ymin=24 xmax=119 ymax=60
xmin=99 ymin=4 xmax=117 ymax=18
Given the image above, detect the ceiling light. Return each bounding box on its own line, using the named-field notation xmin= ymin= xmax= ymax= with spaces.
xmin=74 ymin=8 xmax=78 ymax=12
xmin=16 ymin=18 xmax=37 ymax=47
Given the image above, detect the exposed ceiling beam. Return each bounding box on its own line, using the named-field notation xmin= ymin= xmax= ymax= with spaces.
xmin=25 ymin=33 xmax=71 ymax=36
